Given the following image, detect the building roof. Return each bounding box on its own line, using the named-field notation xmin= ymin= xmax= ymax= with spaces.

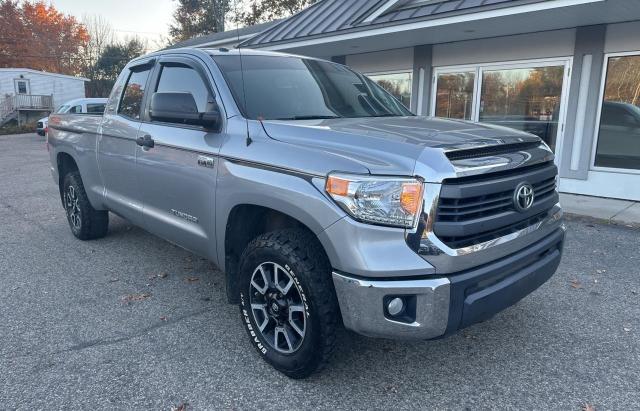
xmin=240 ymin=0 xmax=532 ymax=47
xmin=0 ymin=68 xmax=89 ymax=82
xmin=166 ymin=19 xmax=282 ymax=49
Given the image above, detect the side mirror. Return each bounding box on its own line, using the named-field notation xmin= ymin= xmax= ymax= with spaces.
xmin=150 ymin=92 xmax=221 ymax=130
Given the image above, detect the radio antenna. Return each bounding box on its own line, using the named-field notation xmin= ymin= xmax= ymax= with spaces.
xmin=233 ymin=0 xmax=252 ymax=146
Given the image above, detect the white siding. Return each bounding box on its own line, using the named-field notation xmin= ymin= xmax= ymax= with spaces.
xmin=0 ymin=70 xmax=86 ymax=109
xmin=605 ymin=21 xmax=640 ymax=53
xmin=346 ymin=47 xmax=414 ymax=74
xmin=432 ymin=29 xmax=575 ymax=67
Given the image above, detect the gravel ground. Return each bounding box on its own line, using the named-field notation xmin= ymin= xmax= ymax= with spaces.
xmin=1 ymin=132 xmax=639 ymax=410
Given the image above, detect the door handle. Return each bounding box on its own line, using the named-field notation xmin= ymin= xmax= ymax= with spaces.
xmin=136 ymin=135 xmax=155 ymax=148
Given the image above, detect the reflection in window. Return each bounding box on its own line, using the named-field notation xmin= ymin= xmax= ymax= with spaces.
xmin=595 ymin=55 xmax=640 ymax=170
xmin=367 ymin=72 xmax=412 ymax=109
xmin=435 ymin=72 xmax=475 ymax=120
xmin=119 ymin=69 xmax=151 ymax=120
xmin=479 ymin=66 xmax=564 ymax=151
xmin=156 ymin=65 xmax=210 ymax=112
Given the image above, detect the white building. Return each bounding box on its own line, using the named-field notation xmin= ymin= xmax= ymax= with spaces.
xmin=0 ymin=68 xmax=88 ymax=126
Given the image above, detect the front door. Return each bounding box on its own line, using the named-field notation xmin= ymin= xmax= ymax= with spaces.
xmin=136 ymin=56 xmax=224 ymax=259
xmin=97 ymin=63 xmax=152 ymax=225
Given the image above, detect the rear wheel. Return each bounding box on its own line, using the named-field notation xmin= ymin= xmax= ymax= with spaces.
xmin=238 ymin=229 xmax=339 ymax=379
xmin=63 ymin=171 xmax=109 ymax=240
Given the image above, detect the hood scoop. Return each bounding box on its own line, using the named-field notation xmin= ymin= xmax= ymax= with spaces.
xmin=445 ymin=141 xmax=542 ymax=161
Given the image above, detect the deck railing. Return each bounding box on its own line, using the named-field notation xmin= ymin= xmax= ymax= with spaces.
xmin=11 ymin=94 xmax=54 ymax=110
xmin=0 ymin=94 xmax=54 ymax=124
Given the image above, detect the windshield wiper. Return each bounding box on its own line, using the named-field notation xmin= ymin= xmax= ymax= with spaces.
xmin=274 ymin=115 xmax=340 ymax=120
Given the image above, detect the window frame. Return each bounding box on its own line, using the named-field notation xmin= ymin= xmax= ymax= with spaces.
xmin=144 ymin=55 xmax=223 ymax=131
xmin=430 ymin=57 xmax=573 ymax=166
xmin=117 ymin=63 xmax=154 ymax=121
xmin=590 ymin=50 xmax=640 ymax=175
xmin=364 ymin=69 xmax=413 ymax=109
xmin=14 ymin=79 xmax=30 ymax=95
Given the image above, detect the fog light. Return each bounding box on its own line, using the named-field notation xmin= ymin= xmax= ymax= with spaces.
xmin=387 ymin=297 xmax=404 ymax=316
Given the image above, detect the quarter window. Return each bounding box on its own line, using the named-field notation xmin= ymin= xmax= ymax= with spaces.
xmin=118 ymin=68 xmax=151 ymax=119
xmin=367 ymin=72 xmax=412 ymax=108
xmin=156 ymin=65 xmax=211 ymax=112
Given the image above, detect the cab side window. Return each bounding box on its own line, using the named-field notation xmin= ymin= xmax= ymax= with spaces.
xmin=155 ymin=64 xmax=211 ymax=112
xmin=69 ymin=105 xmax=82 ymax=113
xmin=118 ymin=68 xmax=151 ymax=120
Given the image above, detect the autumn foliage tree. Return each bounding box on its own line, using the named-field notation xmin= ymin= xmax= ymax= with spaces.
xmin=0 ymin=0 xmax=89 ymax=75
xmin=235 ymin=0 xmax=314 ymax=26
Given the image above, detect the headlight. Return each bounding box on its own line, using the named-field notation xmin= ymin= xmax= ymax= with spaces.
xmin=325 ymin=173 xmax=424 ymax=228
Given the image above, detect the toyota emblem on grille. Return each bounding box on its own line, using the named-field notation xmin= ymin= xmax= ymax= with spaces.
xmin=514 ymin=183 xmax=535 ymax=212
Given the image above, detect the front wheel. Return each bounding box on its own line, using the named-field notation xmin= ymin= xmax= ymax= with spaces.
xmin=238 ymin=229 xmax=339 ymax=379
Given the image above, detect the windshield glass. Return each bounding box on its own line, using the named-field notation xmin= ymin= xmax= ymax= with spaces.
xmin=56 ymin=105 xmax=70 ymax=113
xmin=212 ymin=54 xmax=413 ymax=120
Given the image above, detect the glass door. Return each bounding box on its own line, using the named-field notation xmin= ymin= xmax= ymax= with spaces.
xmin=432 ymin=59 xmax=572 ymax=159
xmin=433 ymin=70 xmax=476 ymax=120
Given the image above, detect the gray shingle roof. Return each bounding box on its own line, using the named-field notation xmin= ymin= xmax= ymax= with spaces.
xmin=241 ymin=0 xmax=529 ymax=47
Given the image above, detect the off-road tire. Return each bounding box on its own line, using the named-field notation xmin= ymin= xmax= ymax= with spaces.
xmin=238 ymin=228 xmax=339 ymax=379
xmin=62 ymin=171 xmax=109 ymax=240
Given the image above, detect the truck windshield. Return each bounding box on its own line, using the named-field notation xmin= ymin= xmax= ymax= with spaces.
xmin=212 ymin=54 xmax=413 ymax=120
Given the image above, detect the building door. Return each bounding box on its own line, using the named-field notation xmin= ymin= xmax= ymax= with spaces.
xmin=14 ymin=78 xmax=30 ymax=94
xmin=432 ymin=58 xmax=572 ymax=164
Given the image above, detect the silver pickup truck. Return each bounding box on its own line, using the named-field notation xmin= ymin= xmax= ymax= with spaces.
xmin=47 ymin=48 xmax=565 ymax=378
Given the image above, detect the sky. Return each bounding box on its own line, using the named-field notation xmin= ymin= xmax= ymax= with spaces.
xmin=49 ymin=0 xmax=177 ymax=51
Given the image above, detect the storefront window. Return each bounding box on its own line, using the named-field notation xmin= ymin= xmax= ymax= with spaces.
xmin=367 ymin=72 xmax=412 ymax=108
xmin=594 ymin=54 xmax=640 ymax=170
xmin=435 ymin=71 xmax=475 ymax=120
xmin=479 ymin=66 xmax=565 ymax=151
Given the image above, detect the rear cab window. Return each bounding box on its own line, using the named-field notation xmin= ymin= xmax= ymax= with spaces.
xmin=86 ymin=103 xmax=106 ymax=114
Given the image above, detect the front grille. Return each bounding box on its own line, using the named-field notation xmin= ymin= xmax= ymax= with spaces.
xmin=434 ymin=161 xmax=558 ymax=249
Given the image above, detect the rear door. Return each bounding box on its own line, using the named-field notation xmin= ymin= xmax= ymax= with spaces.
xmin=97 ymin=61 xmax=153 ymax=225
xmin=136 ymin=56 xmax=224 ymax=259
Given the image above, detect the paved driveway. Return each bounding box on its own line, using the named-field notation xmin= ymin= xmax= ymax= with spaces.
xmin=1 ymin=133 xmax=639 ymax=410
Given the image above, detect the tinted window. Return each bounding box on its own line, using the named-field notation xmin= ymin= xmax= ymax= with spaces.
xmin=367 ymin=72 xmax=412 ymax=108
xmin=118 ymin=68 xmax=151 ymax=119
xmin=212 ymin=55 xmax=412 ymax=120
xmin=69 ymin=105 xmax=82 ymax=113
xmin=156 ymin=65 xmax=210 ymax=112
xmin=86 ymin=103 xmax=106 ymax=114
xmin=595 ymin=55 xmax=640 ymax=170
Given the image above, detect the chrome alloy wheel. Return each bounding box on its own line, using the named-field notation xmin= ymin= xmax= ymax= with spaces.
xmin=249 ymin=262 xmax=306 ymax=354
xmin=65 ymin=185 xmax=81 ymax=230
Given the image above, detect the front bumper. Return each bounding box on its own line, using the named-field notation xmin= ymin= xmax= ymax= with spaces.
xmin=333 ymin=226 xmax=565 ymax=340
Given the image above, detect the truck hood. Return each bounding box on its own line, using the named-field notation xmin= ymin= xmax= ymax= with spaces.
xmin=260 ymin=116 xmax=541 ymax=175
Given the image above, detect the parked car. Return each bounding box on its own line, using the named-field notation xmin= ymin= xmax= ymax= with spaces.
xmin=595 ymin=101 xmax=640 ymax=169
xmin=36 ymin=98 xmax=107 ymax=136
xmin=46 ymin=49 xmax=564 ymax=379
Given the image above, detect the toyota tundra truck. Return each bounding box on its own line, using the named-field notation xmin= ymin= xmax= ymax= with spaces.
xmin=47 ymin=48 xmax=565 ymax=378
